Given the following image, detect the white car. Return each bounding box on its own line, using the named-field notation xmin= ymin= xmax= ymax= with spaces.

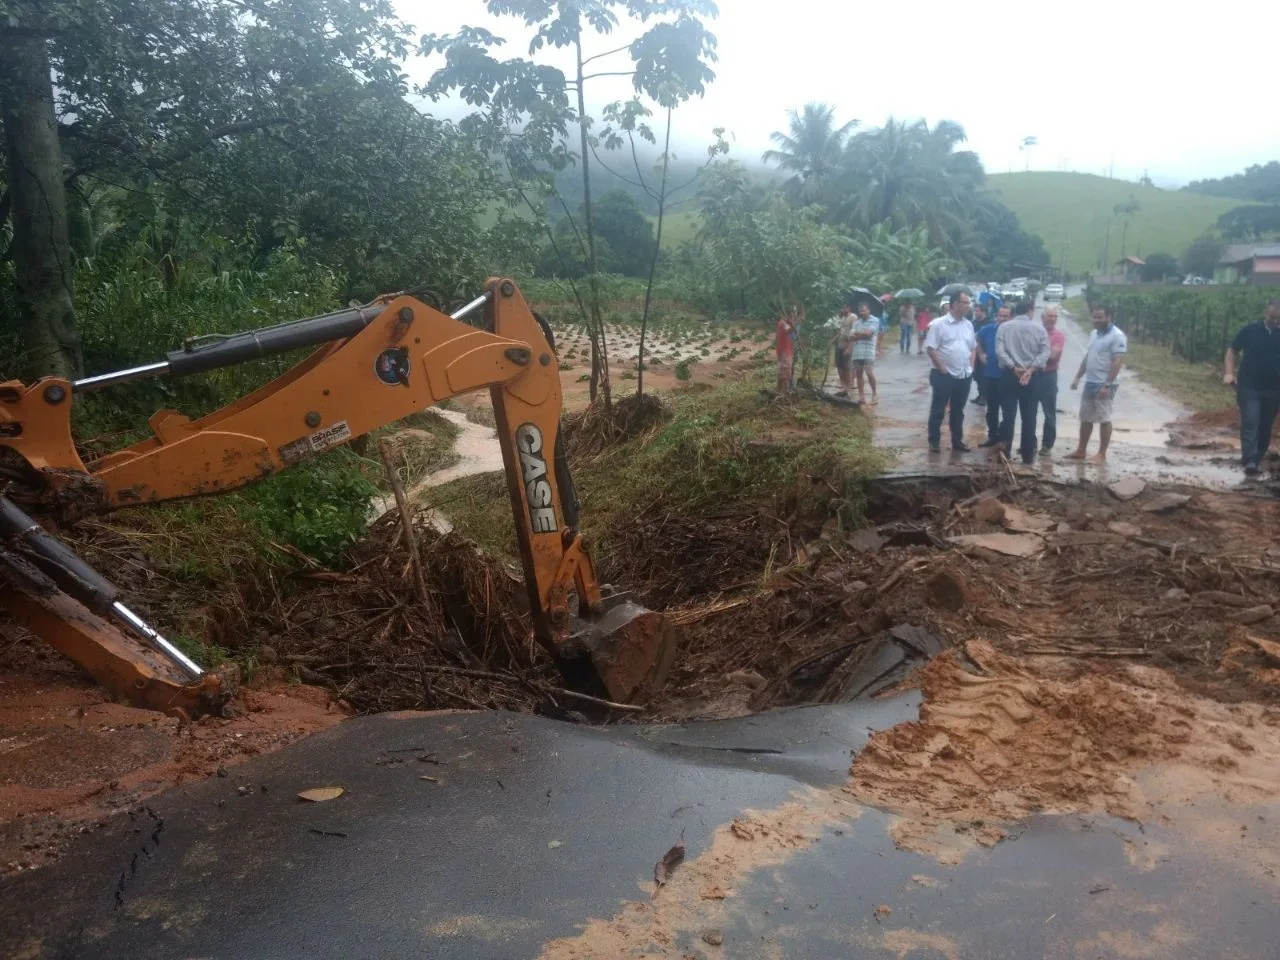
xmin=1044 ymin=283 xmax=1064 ymax=300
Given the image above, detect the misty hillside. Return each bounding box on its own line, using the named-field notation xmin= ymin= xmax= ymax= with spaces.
xmin=987 ymin=172 xmax=1250 ymax=274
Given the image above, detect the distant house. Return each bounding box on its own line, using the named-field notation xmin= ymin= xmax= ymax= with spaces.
xmin=1114 ymin=255 xmax=1145 ymax=284
xmin=1215 ymin=244 xmax=1280 ymax=286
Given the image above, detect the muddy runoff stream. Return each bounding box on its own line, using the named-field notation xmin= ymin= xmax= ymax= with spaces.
xmin=371 ymin=406 xmax=504 ymax=531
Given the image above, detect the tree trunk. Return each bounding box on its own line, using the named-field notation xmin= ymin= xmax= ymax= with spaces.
xmin=637 ymin=108 xmax=673 ymax=399
xmin=0 ymin=29 xmax=81 ymax=379
xmin=574 ymin=37 xmax=610 ymax=408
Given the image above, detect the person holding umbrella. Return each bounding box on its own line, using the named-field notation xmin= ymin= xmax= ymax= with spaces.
xmin=895 ymin=288 xmax=924 ymax=354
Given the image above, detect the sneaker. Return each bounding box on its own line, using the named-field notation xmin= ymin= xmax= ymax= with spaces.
xmin=929 ymin=444 xmax=942 ymax=453
xmin=952 ymin=442 xmax=972 ymax=452
xmin=1039 ymin=446 xmax=1053 ymax=456
xmin=979 ymin=438 xmax=1001 ymax=448
xmin=1244 ymin=462 xmax=1261 ymax=477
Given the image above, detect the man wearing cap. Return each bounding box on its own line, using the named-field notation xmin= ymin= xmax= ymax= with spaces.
xmin=1224 ymin=298 xmax=1280 ymax=477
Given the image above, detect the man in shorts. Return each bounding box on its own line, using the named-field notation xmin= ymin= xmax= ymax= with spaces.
xmin=1065 ymin=304 xmax=1127 ymax=463
xmin=851 ymin=302 xmax=880 ymax=404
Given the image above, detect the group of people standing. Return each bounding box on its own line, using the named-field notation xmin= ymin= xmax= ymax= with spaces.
xmin=776 ymin=289 xmax=1279 ymax=481
xmin=923 ymin=291 xmax=1127 ymax=463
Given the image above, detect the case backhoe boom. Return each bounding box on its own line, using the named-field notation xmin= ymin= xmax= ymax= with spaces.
xmin=0 ymin=279 xmax=675 ymax=717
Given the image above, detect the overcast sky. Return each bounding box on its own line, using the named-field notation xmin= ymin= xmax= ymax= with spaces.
xmin=395 ymin=0 xmax=1278 ymax=187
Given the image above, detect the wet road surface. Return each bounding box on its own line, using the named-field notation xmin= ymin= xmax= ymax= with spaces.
xmin=835 ymin=297 xmax=1244 ymax=488
xmin=3 ymin=700 xmax=1277 ymax=959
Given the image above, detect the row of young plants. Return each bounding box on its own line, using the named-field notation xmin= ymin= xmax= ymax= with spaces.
xmin=1087 ymin=285 xmax=1276 ymax=364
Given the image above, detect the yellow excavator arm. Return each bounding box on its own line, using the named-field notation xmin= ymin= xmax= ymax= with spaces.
xmin=0 ymin=278 xmax=675 ymax=717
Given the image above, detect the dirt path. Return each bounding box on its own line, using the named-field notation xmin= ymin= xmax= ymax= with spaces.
xmin=852 ymin=299 xmax=1245 ymax=488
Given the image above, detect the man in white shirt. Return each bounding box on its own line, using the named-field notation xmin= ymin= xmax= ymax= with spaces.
xmin=1065 ymin=304 xmax=1127 ymax=463
xmin=924 ymin=291 xmax=978 ymax=452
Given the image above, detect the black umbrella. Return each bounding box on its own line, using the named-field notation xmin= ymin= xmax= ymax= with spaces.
xmin=894 ymin=287 xmax=926 ymax=300
xmin=939 ymin=282 xmax=974 ymax=297
xmin=843 ymin=287 xmax=882 ymax=313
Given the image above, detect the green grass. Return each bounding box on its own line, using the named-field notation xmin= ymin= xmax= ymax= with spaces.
xmin=653 ymin=209 xmax=699 ymax=249
xmin=431 ymin=371 xmax=885 ymax=560
xmin=1122 ymin=342 xmax=1233 ymax=414
xmin=988 ymin=172 xmax=1253 ymax=275
xmin=1063 ymin=295 xmax=1232 ymax=414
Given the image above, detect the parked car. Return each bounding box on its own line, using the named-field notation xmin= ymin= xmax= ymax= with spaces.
xmin=1044 ymin=282 xmax=1064 ymax=300
xmin=1001 ymin=283 xmax=1024 ymax=301
xmin=1182 ymin=275 xmax=1208 ymax=285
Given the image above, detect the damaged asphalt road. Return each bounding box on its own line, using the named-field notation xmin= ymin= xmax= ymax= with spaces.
xmin=2 ymin=695 xmax=1278 ymax=960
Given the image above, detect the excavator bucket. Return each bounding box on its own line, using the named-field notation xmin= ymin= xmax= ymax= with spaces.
xmin=562 ymin=593 xmax=679 ymax=704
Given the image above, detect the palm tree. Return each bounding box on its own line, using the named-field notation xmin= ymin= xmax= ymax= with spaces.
xmin=1113 ymin=195 xmax=1141 ymax=259
xmin=762 ymin=103 xmax=858 ymax=201
xmin=838 ymin=119 xmax=982 ymax=257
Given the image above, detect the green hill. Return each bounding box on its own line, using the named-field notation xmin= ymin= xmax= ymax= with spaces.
xmin=987 ymin=172 xmax=1249 ymax=275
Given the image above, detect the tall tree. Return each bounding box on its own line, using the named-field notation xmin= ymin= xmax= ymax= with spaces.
xmin=1181 ymin=232 xmax=1225 ymax=278
xmin=761 ymin=103 xmax=857 ymax=202
xmin=593 ymin=96 xmax=726 ymax=394
xmin=422 ymin=0 xmax=719 ymax=408
xmin=1113 ymin=195 xmax=1141 ymax=259
xmin=1139 ymin=252 xmax=1178 ymax=282
xmin=837 ymin=118 xmax=982 ymax=257
xmin=0 ymin=21 xmax=78 ymax=377
xmin=0 ymin=0 xmax=412 ymax=379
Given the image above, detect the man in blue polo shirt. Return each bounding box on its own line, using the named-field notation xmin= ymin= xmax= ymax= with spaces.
xmin=1224 ymin=298 xmax=1280 ymax=477
xmin=976 ymin=305 xmax=1009 ymax=447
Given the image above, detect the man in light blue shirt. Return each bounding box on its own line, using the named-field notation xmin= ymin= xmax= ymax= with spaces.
xmin=1066 ymin=304 xmax=1128 ymax=462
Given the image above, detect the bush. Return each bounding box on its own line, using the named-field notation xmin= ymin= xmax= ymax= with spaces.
xmin=244 ymin=451 xmax=378 ymax=566
xmin=674 ymin=358 xmax=696 ymax=380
